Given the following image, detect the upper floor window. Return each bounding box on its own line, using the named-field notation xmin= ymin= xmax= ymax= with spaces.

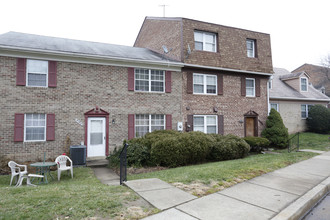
xmin=300 ymin=77 xmax=308 ymax=92
xmin=246 ymin=39 xmax=256 ymax=58
xmin=194 ymin=31 xmax=217 ymax=52
xmin=25 ymin=113 xmax=46 ymax=141
xmin=135 ymin=114 xmax=165 ymax=137
xmin=246 ymin=78 xmax=255 ymax=97
xmin=135 ymin=69 xmax=165 ymax=92
xmin=27 ymin=59 xmax=48 ymax=87
xmin=268 ymin=79 xmax=272 ymax=89
xmin=193 ymin=115 xmax=218 ymax=134
xmin=193 ymin=73 xmax=217 ymax=95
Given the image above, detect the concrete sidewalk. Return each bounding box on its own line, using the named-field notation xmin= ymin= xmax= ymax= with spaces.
xmin=92 ymin=167 xmax=120 ymax=186
xmin=125 ymin=151 xmax=330 ymax=220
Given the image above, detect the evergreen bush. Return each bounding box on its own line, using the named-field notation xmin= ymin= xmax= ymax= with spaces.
xmin=261 ymin=108 xmax=289 ymax=148
xmin=307 ymin=105 xmax=330 ymax=134
xmin=243 ymin=136 xmax=270 ymax=152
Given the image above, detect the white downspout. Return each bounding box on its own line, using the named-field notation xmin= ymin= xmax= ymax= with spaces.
xmin=267 ymin=75 xmax=273 ymax=115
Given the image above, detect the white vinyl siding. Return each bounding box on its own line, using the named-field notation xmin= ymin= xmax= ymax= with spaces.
xmin=24 ymin=113 xmax=46 ymax=142
xmin=194 ymin=31 xmax=217 ymax=52
xmin=26 ymin=59 xmax=48 ymax=87
xmin=135 ymin=114 xmax=165 ymax=137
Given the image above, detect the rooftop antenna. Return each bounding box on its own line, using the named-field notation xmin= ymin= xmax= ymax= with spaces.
xmin=159 ymin=4 xmax=168 ymax=17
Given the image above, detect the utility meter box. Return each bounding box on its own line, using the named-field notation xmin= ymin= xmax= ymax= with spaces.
xmin=177 ymin=122 xmax=183 ymax=131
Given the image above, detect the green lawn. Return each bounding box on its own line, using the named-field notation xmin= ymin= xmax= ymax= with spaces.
xmin=128 ymin=151 xmax=317 ymax=195
xmin=296 ymin=132 xmax=330 ymax=151
xmin=0 ymin=167 xmax=157 ymax=220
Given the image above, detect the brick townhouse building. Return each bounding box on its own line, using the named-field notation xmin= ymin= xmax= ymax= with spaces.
xmin=0 ymin=17 xmax=273 ymax=162
xmin=135 ymin=17 xmax=273 ymax=137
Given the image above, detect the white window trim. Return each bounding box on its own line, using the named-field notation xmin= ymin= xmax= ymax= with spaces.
xmin=194 ymin=31 xmax=217 ymax=52
xmin=270 ymin=103 xmax=278 ymax=111
xmin=300 ymin=77 xmax=308 ymax=92
xmin=246 ymin=78 xmax=256 ymax=97
xmin=26 ymin=59 xmax=48 ymax=88
xmin=24 ymin=113 xmax=47 ymax=142
xmin=193 ymin=73 xmax=217 ymax=95
xmin=193 ymin=115 xmax=218 ymax=134
xmin=134 ymin=69 xmax=165 ymax=93
xmin=268 ymin=79 xmax=272 ymax=89
xmin=301 ymin=104 xmax=313 ymax=119
xmin=135 ymin=114 xmax=166 ymax=137
xmin=247 ymin=39 xmax=255 ymax=58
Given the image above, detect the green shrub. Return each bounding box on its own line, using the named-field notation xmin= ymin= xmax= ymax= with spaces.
xmin=261 ymin=109 xmax=289 ymax=148
xmin=307 ymin=105 xmax=330 ymax=134
xmin=150 ymin=131 xmax=213 ymax=167
xmin=108 ymin=147 xmax=121 ymax=168
xmin=244 ymin=136 xmax=270 ymax=152
xmin=208 ymin=134 xmax=250 ymax=161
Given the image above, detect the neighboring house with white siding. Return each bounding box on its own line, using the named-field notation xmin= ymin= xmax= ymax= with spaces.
xmin=269 ymin=68 xmax=330 ymax=133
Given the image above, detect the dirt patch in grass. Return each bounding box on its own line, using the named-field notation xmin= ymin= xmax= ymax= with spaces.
xmin=172 ymin=178 xmax=248 ymax=197
xmin=171 ymin=170 xmax=269 ymax=197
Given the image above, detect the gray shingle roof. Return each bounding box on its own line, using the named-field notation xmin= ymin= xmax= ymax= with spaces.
xmin=0 ymin=32 xmax=176 ymax=63
xmin=270 ymin=67 xmax=330 ymax=100
xmin=280 ymin=72 xmax=306 ymax=80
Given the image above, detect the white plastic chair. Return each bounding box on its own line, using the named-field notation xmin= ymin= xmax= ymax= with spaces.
xmin=55 ymin=155 xmax=73 ymax=181
xmin=8 ymin=161 xmax=28 ymax=186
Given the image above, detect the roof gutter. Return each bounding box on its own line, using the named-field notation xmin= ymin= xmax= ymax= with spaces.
xmin=270 ymin=96 xmax=330 ymax=102
xmin=184 ymin=63 xmax=273 ymax=76
xmin=0 ymin=45 xmax=184 ymax=71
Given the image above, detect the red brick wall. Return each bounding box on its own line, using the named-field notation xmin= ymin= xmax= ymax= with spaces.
xmin=134 ymin=17 xmax=273 ymax=73
xmin=134 ymin=17 xmax=182 ymax=62
xmin=0 ymin=56 xmax=182 ymax=161
xmin=182 ymin=19 xmax=273 ymax=73
xmin=182 ymin=68 xmax=269 ymax=137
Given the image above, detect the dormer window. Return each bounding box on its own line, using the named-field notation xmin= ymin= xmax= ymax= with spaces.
xmin=246 ymin=39 xmax=256 ymax=58
xmin=300 ymin=77 xmax=308 ymax=92
xmin=194 ymin=31 xmax=217 ymax=52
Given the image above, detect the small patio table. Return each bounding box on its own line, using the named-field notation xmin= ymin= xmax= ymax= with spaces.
xmin=30 ymin=162 xmax=57 ymax=184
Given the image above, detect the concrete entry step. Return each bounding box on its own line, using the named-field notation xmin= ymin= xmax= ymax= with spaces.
xmin=86 ymin=157 xmax=108 ymax=167
xmin=92 ymin=167 xmax=120 ymax=186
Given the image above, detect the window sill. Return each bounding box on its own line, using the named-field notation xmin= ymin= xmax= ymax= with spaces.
xmin=133 ymin=90 xmax=166 ymax=94
xmin=24 ymin=140 xmax=46 ymax=143
xmin=192 ymin=93 xmax=217 ymax=96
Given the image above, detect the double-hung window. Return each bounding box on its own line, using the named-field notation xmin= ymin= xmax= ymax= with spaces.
xmin=193 ymin=73 xmax=217 ymax=95
xmin=27 ymin=59 xmax=48 ymax=87
xmin=193 ymin=115 xmax=217 ymax=134
xmin=135 ymin=114 xmax=165 ymax=137
xmin=246 ymin=78 xmax=255 ymax=97
xmin=300 ymin=77 xmax=308 ymax=92
xmin=270 ymin=103 xmax=278 ymax=111
xmin=25 ymin=113 xmax=46 ymax=141
xmin=246 ymin=39 xmax=256 ymax=58
xmin=135 ymin=69 xmax=165 ymax=92
xmin=194 ymin=31 xmax=217 ymax=52
xmin=301 ymin=104 xmax=313 ymax=119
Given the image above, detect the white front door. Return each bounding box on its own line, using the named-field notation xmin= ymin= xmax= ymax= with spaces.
xmin=87 ymin=117 xmax=106 ymax=157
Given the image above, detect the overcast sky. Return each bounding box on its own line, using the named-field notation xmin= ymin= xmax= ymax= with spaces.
xmin=1 ymin=0 xmax=329 ymax=71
